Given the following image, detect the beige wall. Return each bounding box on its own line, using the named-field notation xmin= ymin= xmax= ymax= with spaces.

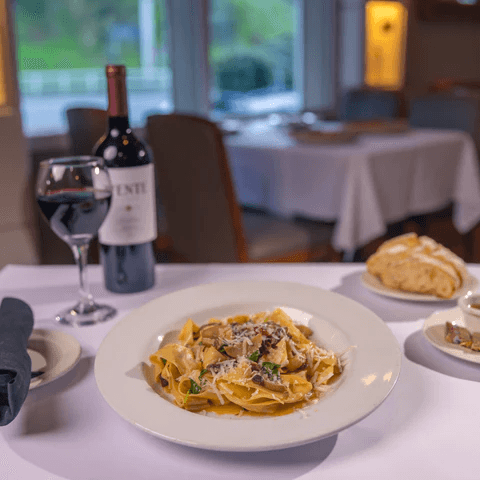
xmin=0 ymin=0 xmax=40 ymax=269
xmin=405 ymin=3 xmax=480 ymax=95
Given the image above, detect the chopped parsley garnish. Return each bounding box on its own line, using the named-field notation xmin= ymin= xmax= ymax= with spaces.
xmin=189 ymin=379 xmax=201 ymax=394
xmin=262 ymin=361 xmax=280 ymax=377
xmin=184 ymin=378 xmax=202 ymax=404
xmin=199 ymin=369 xmax=208 ymax=381
xmin=248 ymin=350 xmax=261 ymax=362
xmin=161 ymin=358 xmax=167 ymax=365
xmin=219 ymin=344 xmax=227 ymax=354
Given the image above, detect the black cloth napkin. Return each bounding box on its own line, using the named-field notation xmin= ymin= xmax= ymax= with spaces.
xmin=0 ymin=297 xmax=34 ymax=426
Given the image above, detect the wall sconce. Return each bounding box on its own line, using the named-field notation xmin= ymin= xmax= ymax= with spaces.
xmin=0 ymin=0 xmax=13 ymax=116
xmin=0 ymin=13 xmax=6 ymax=106
xmin=365 ymin=1 xmax=408 ymax=90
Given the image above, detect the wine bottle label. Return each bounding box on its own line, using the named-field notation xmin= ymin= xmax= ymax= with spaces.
xmin=98 ymin=164 xmax=157 ymax=245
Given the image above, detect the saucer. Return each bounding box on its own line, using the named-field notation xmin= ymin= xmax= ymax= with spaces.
xmin=422 ymin=307 xmax=480 ymax=364
xmin=28 ymin=329 xmax=82 ymax=389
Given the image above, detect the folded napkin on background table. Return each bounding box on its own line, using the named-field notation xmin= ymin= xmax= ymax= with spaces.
xmin=0 ymin=297 xmax=33 ymax=426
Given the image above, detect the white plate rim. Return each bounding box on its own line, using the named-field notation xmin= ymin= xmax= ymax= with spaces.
xmin=94 ymin=280 xmax=401 ymax=452
xmin=28 ymin=328 xmax=82 ymax=389
xmin=361 ymin=271 xmax=478 ymax=302
xmin=422 ymin=306 xmax=480 ymax=364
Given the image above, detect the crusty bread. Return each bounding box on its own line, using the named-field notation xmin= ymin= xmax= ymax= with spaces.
xmin=366 ymin=233 xmax=467 ymax=299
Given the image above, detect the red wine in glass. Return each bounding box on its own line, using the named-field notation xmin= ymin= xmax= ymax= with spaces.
xmin=35 ymin=157 xmax=117 ymax=326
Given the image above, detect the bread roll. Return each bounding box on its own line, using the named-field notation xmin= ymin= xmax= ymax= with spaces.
xmin=366 ymin=233 xmax=467 ymax=299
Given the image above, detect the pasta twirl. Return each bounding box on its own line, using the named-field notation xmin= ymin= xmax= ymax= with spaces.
xmin=147 ymin=308 xmax=343 ymax=416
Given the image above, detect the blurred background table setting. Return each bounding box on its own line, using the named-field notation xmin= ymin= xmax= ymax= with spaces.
xmin=225 ymin=119 xmax=480 ymax=259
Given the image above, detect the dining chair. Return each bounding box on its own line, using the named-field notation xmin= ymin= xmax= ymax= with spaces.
xmin=406 ymin=93 xmax=480 ymax=258
xmin=339 ymin=88 xmax=401 ymax=122
xmin=146 ymin=113 xmax=341 ymax=263
xmin=408 ymin=93 xmax=480 ymax=142
xmin=65 ymin=107 xmax=107 ymax=155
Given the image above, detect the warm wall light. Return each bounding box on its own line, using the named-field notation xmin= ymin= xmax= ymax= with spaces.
xmin=365 ymin=1 xmax=408 ymax=90
xmin=0 ymin=0 xmax=7 ymax=106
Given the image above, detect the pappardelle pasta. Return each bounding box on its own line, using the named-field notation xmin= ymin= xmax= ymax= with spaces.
xmin=147 ymin=308 xmax=343 ymax=416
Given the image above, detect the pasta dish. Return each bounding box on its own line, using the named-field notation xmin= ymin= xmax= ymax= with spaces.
xmin=147 ymin=308 xmax=343 ymax=416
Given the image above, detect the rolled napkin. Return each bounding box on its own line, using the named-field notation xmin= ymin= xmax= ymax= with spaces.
xmin=0 ymin=297 xmax=34 ymax=426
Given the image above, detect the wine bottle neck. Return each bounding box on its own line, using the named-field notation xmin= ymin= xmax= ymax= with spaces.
xmin=107 ymin=71 xmax=128 ymax=117
xmin=108 ymin=116 xmax=130 ymax=132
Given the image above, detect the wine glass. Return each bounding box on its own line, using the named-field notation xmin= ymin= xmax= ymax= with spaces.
xmin=35 ymin=156 xmax=117 ymax=326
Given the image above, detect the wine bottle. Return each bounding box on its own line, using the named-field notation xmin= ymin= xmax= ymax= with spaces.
xmin=94 ymin=64 xmax=156 ymax=293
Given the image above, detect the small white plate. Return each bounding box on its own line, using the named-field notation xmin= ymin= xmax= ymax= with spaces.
xmin=95 ymin=280 xmax=401 ymax=452
xmin=361 ymin=271 xmax=478 ymax=302
xmin=28 ymin=329 xmax=82 ymax=389
xmin=423 ymin=307 xmax=480 ymax=364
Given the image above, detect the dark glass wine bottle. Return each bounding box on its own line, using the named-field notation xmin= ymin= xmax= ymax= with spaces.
xmin=93 ymin=65 xmax=156 ymax=293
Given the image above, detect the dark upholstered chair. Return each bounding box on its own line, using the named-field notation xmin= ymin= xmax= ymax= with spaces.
xmin=146 ymin=114 xmax=340 ymax=263
xmin=405 ymin=94 xmax=480 ymax=257
xmin=408 ymin=93 xmax=480 ymax=143
xmin=66 ymin=107 xmax=107 ymax=155
xmin=340 ymin=88 xmax=400 ymax=122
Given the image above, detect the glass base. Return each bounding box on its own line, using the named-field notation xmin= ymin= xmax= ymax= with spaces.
xmin=55 ymin=301 xmax=117 ymax=326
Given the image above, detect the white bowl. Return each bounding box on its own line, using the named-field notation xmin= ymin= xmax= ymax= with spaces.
xmin=458 ymin=293 xmax=480 ymax=333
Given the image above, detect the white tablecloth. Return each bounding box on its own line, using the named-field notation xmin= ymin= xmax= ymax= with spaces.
xmin=227 ymin=126 xmax=480 ymax=251
xmin=2 ymin=263 xmax=480 ymax=480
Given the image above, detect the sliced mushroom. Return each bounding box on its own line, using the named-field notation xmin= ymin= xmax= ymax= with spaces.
xmin=297 ymin=324 xmax=313 ymax=338
xmin=250 ymin=363 xmax=261 ymax=372
xmin=263 ymin=378 xmax=287 ymax=393
xmin=199 ymin=337 xmax=216 ymax=347
xmin=251 ymin=371 xmax=287 ymax=393
xmin=199 ymin=323 xmax=222 ymax=338
xmin=224 ymin=343 xmax=244 ymax=358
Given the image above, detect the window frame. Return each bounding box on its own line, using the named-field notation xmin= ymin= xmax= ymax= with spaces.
xmin=22 ymin=0 xmax=367 ymax=151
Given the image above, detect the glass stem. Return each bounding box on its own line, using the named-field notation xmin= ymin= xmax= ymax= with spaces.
xmin=71 ymin=242 xmax=94 ymax=313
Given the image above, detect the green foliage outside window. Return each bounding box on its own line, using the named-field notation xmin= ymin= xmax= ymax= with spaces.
xmin=15 ymin=0 xmax=168 ymax=70
xmin=210 ymin=0 xmax=295 ymax=93
xmin=16 ymin=0 xmax=294 ymax=75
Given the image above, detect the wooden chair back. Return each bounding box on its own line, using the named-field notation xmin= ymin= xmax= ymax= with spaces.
xmin=66 ymin=107 xmax=107 ymax=156
xmin=146 ymin=113 xmax=248 ymax=262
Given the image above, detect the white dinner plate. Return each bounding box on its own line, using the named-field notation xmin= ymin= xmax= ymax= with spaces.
xmin=28 ymin=329 xmax=82 ymax=390
xmin=94 ymin=281 xmax=401 ymax=452
xmin=361 ymin=271 xmax=479 ymax=302
xmin=423 ymin=306 xmax=480 ymax=364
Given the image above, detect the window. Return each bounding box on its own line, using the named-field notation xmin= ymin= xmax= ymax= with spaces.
xmin=209 ymin=0 xmax=301 ymax=117
xmin=14 ymin=0 xmax=344 ymax=137
xmin=14 ymin=0 xmax=172 ymax=136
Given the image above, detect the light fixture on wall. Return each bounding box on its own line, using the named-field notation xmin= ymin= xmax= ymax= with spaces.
xmin=0 ymin=0 xmax=13 ymax=116
xmin=0 ymin=1 xmax=7 ymax=108
xmin=364 ymin=1 xmax=408 ymax=91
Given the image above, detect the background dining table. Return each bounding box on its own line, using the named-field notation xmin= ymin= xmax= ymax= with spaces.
xmin=1 ymin=262 xmax=480 ymax=480
xmin=226 ymin=124 xmax=480 ymax=255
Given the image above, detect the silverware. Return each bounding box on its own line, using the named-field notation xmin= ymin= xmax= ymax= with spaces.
xmin=31 ymin=370 xmax=44 ymax=379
